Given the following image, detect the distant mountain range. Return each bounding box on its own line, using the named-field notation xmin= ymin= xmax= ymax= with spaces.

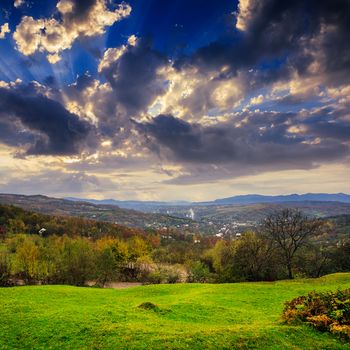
xmin=1 ymin=193 xmax=350 ymax=234
xmin=65 ymin=197 xmax=190 ymax=211
xmin=199 ymin=193 xmax=350 ymax=205
xmin=66 ymin=193 xmax=350 ymax=211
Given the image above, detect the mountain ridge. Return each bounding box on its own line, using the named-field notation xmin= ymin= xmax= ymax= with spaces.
xmin=0 ymin=193 xmax=194 ymax=229
xmin=65 ymin=193 xmax=350 ymax=210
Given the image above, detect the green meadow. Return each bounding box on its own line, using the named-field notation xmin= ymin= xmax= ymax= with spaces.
xmin=1 ymin=273 xmax=350 ymax=349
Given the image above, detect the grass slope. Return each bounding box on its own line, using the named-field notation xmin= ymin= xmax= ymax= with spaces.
xmin=1 ymin=274 xmax=350 ymax=349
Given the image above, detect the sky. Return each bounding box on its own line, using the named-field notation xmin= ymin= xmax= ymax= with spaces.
xmin=0 ymin=0 xmax=349 ymax=201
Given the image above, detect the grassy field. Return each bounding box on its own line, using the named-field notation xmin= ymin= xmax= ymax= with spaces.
xmin=1 ymin=274 xmax=350 ymax=349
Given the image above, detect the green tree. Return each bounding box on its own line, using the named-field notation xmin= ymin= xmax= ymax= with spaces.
xmin=94 ymin=238 xmax=128 ymax=286
xmin=206 ymin=239 xmax=236 ymax=282
xmin=232 ymin=231 xmax=277 ymax=281
xmin=334 ymin=239 xmax=350 ymax=271
xmin=14 ymin=236 xmax=40 ymax=283
xmin=58 ymin=237 xmax=95 ymax=286
xmin=95 ymin=247 xmax=118 ymax=286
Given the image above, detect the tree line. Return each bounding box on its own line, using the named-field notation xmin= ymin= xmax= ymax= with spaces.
xmin=0 ymin=205 xmax=349 ymax=287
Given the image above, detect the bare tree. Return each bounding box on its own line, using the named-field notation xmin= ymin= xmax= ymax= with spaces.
xmin=261 ymin=208 xmax=324 ymax=279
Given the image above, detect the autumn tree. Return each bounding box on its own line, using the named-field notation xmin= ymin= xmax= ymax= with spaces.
xmin=8 ymin=218 xmax=26 ymax=234
xmin=94 ymin=238 xmax=128 ymax=286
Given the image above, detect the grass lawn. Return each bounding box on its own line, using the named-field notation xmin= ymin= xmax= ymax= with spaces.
xmin=1 ymin=273 xmax=350 ymax=349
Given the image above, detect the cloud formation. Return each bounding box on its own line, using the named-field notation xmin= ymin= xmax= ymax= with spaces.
xmin=1 ymin=0 xmax=350 ymax=198
xmin=0 ymin=23 xmax=10 ymax=39
xmin=58 ymin=37 xmax=169 ymax=147
xmin=0 ymin=81 xmax=96 ymax=155
xmin=13 ymin=0 xmax=131 ymax=63
xmin=137 ymin=112 xmax=349 ymax=165
xmin=13 ymin=0 xmax=24 ymax=8
xmin=98 ymin=37 xmax=167 ymax=116
xmin=187 ymin=0 xmax=350 ymax=92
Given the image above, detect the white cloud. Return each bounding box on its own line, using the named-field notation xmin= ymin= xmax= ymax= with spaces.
xmin=236 ymin=0 xmax=254 ymax=31
xmin=98 ymin=35 xmax=138 ymax=72
xmin=148 ymin=65 xmax=246 ymax=122
xmin=98 ymin=47 xmax=127 ymax=72
xmin=13 ymin=0 xmax=131 ymax=63
xmin=249 ymin=94 xmax=264 ymax=105
xmin=0 ymin=23 xmax=10 ymax=39
xmin=14 ymin=0 xmax=24 ymax=8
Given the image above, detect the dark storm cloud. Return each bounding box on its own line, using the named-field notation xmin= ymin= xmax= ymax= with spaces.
xmin=186 ymin=0 xmax=350 ymax=85
xmin=305 ymin=121 xmax=350 ymax=142
xmin=69 ymin=73 xmax=95 ymax=93
xmin=57 ymin=38 xmax=170 ymax=145
xmin=274 ymin=94 xmax=311 ymax=107
xmin=99 ymin=38 xmax=167 ymax=116
xmin=136 ymin=114 xmax=349 ymax=167
xmin=69 ymin=0 xmax=96 ymax=19
xmin=243 ymin=0 xmax=350 ymax=78
xmin=0 ymin=84 xmax=95 ymax=155
xmin=0 ymin=118 xmax=35 ymax=147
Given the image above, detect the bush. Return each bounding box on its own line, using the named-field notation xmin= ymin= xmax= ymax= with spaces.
xmin=282 ymin=289 xmax=350 ymax=339
xmin=146 ymin=269 xmax=164 ymax=284
xmin=144 ymin=265 xmax=184 ymax=284
xmin=186 ymin=261 xmax=211 ymax=283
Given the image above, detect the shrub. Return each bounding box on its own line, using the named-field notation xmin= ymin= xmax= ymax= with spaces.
xmin=186 ymin=261 xmax=211 ymax=283
xmin=146 ymin=269 xmax=164 ymax=284
xmin=144 ymin=265 xmax=184 ymax=284
xmin=282 ymin=289 xmax=350 ymax=340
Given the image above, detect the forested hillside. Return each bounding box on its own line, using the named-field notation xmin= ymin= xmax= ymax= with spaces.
xmin=0 ymin=204 xmax=349 ymax=287
xmin=0 ymin=194 xmax=195 ymax=230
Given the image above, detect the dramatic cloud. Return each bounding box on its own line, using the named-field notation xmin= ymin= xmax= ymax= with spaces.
xmin=13 ymin=0 xmax=131 ymax=63
xmin=98 ymin=37 xmax=167 ymax=116
xmin=0 ymin=81 xmax=96 ymax=155
xmin=236 ymin=0 xmax=350 ymax=81
xmin=1 ymin=0 xmax=350 ymax=199
xmin=137 ymin=112 xmax=349 ymax=178
xmin=147 ymin=65 xmax=247 ymax=122
xmin=56 ymin=37 xmax=169 ymax=147
xmin=188 ymin=0 xmax=350 ymax=91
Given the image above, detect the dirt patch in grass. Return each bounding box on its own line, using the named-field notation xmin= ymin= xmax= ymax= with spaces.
xmin=106 ymin=282 xmax=142 ymax=289
xmin=86 ymin=281 xmax=142 ymax=289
